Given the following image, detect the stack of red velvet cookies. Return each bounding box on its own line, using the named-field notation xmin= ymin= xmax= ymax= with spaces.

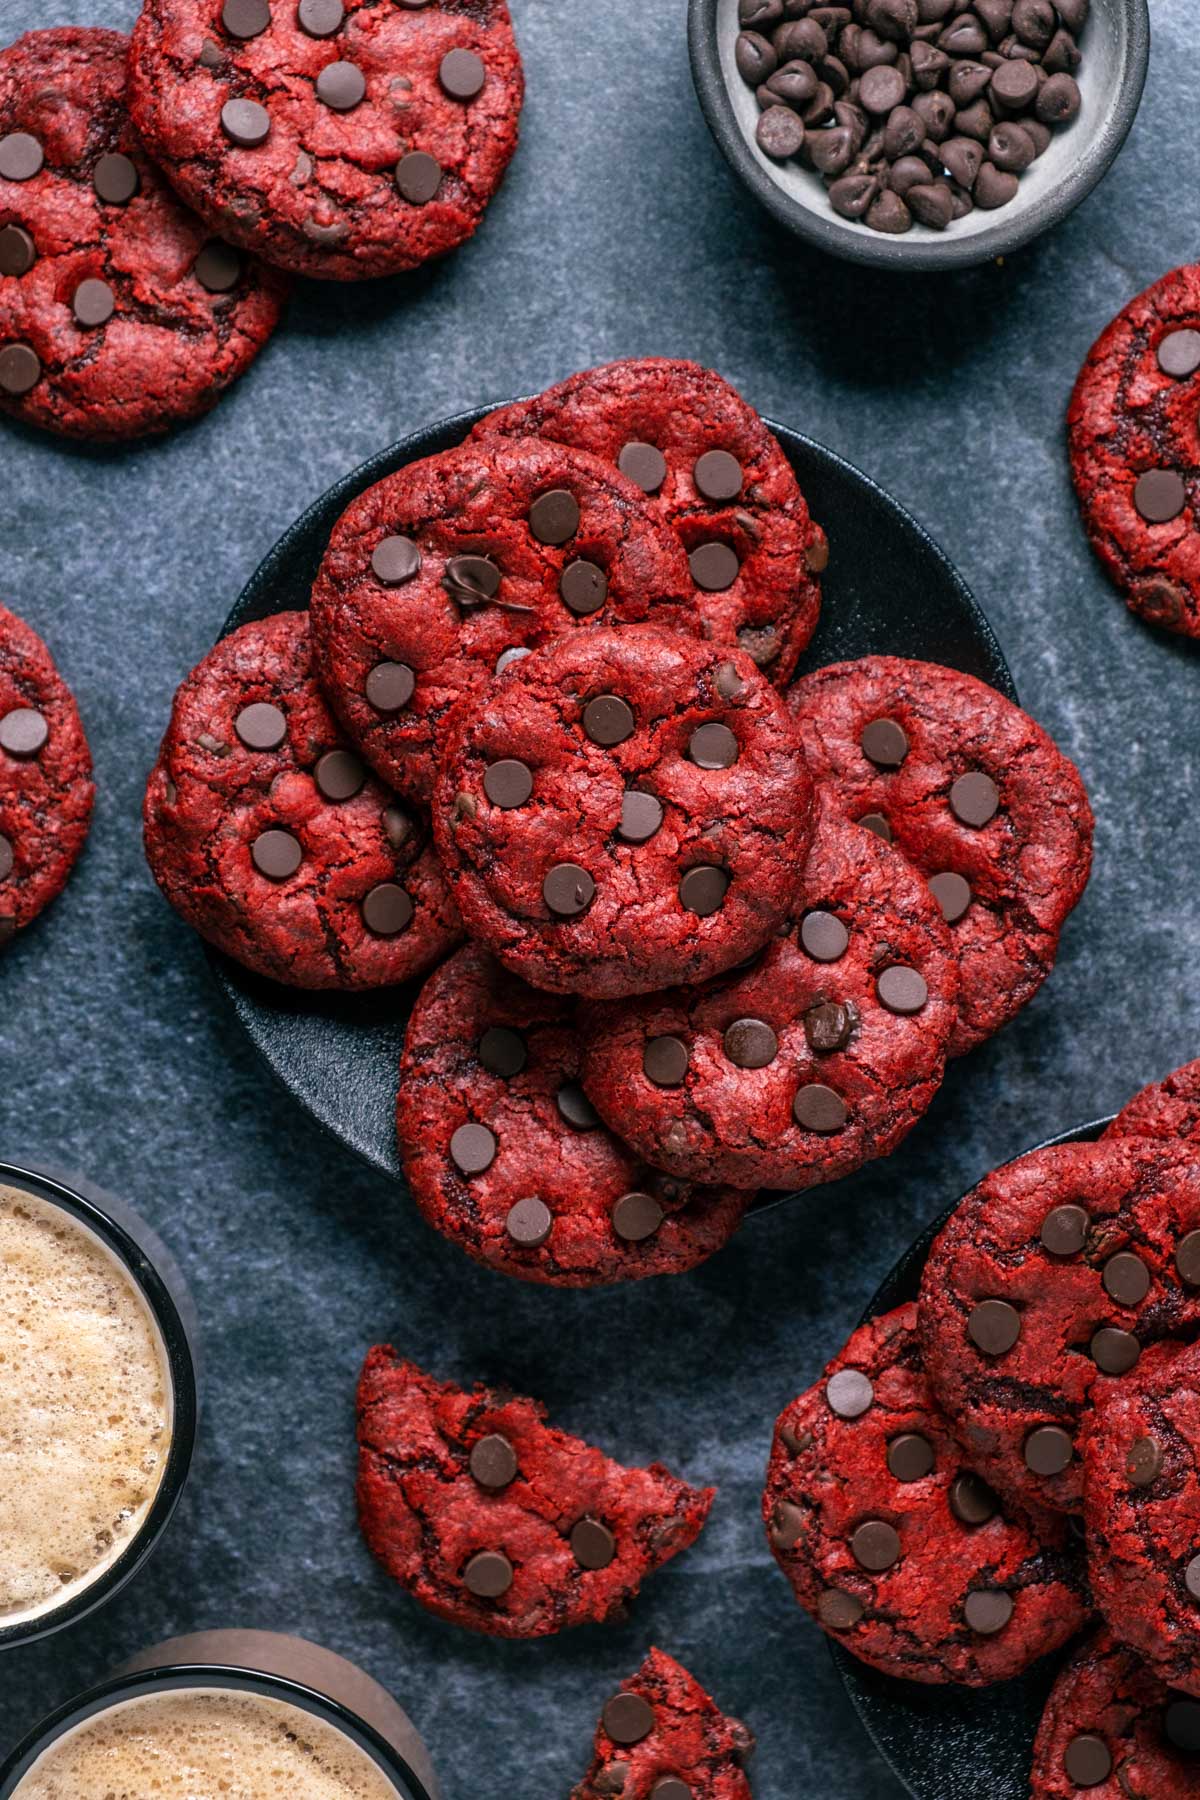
xmin=766 ymin=1058 xmax=1200 ymax=1796
xmin=143 ymin=354 xmax=1095 ymax=1295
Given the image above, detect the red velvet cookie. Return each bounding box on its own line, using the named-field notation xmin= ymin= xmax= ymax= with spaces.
xmin=579 ymin=797 xmax=958 ymax=1191
xmin=397 ymin=944 xmax=748 ymax=1285
xmin=788 ymin=656 xmax=1094 ymax=1056
xmin=473 ymin=357 xmax=826 ymax=683
xmin=1106 ymin=1062 xmax=1200 ymax=1148
xmin=433 ymin=629 xmax=814 ymax=998
xmin=128 ymin=0 xmax=523 ymax=281
xmin=356 ymin=1351 xmax=714 ymax=1640
xmin=0 ymin=602 xmax=93 ymax=944
xmin=919 ymin=1140 xmax=1200 ymax=1517
xmin=0 ymin=27 xmax=285 ymax=441
xmin=144 ymin=610 xmax=461 ymax=988
xmin=310 ymin=437 xmax=696 ymax=805
xmin=764 ymin=1304 xmax=1089 ymax=1686
xmin=1069 ymin=265 xmax=1200 ymax=638
xmin=1031 ymin=1629 xmax=1200 ymax=1798
xmin=1081 ymin=1341 xmax=1200 ymax=1699
xmin=570 ymin=1649 xmax=754 ymax=1800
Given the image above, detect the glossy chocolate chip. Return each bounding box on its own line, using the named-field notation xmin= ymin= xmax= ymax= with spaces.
xmin=1158 ymin=330 xmax=1200 ymax=378
xmin=529 ymin=488 xmax=580 ymax=546
xmin=396 ymin=151 xmax=441 ymax=203
xmin=1126 ymin=1435 xmax=1162 ymax=1488
xmin=94 ymin=152 xmax=139 ymax=203
xmin=818 ymin=1589 xmax=864 ymax=1630
xmin=603 ymin=1694 xmax=655 ymax=1747
xmin=851 ymin=1520 xmax=901 ymax=1571
xmin=650 ymin=1780 xmax=692 ymax=1800
xmin=693 ymin=449 xmax=743 ymax=502
xmin=251 ymin=828 xmax=302 ymax=880
xmin=0 ymin=133 xmax=42 ymax=182
xmin=583 ymin=695 xmax=634 ymax=746
xmin=826 ymin=1368 xmax=873 ymax=1419
xmin=470 ymin=1434 xmax=518 ymax=1490
xmin=571 ymin=1517 xmax=616 ymax=1570
xmin=1040 ymin=1204 xmax=1088 ymax=1256
xmin=221 ymin=100 xmax=271 ymax=147
xmin=195 ymin=241 xmax=242 ymax=292
xmin=315 ymin=749 xmax=365 ymax=801
xmin=443 ymin=554 xmax=500 ymax=603
xmin=1186 ymin=1555 xmax=1200 ymax=1603
xmin=618 ymin=790 xmax=663 ymax=843
xmin=483 ymin=759 xmax=533 ymax=808
xmin=618 ymin=441 xmax=666 ymax=494
xmin=1177 ymin=1231 xmax=1200 ymax=1288
xmin=1134 ymin=469 xmax=1187 ymax=523
xmin=800 ymin=910 xmax=849 ymax=962
xmin=804 ymin=1001 xmax=855 ymax=1053
xmin=362 ymin=883 xmax=413 ymax=936
xmin=860 ymin=718 xmax=909 ymax=768
xmin=1091 ymin=1327 xmax=1140 ymax=1375
xmin=464 ymin=1550 xmax=513 ymax=1598
xmin=968 ymin=1299 xmax=1021 ymax=1356
xmin=1103 ymin=1251 xmax=1150 ymax=1307
xmin=0 ymin=345 xmax=40 ymax=396
xmin=556 ymin=1083 xmax=599 ymax=1129
xmin=478 ymin=1026 xmax=526 ymax=1078
xmin=689 ymin=542 xmax=740 ymax=592
xmin=505 ymin=1196 xmax=552 ymax=1247
xmin=724 ymin=1018 xmax=778 ymax=1069
xmin=235 ymin=702 xmax=287 ymax=750
xmin=877 ymin=965 xmax=928 ymax=1015
xmin=365 ymin=661 xmax=415 ymax=713
xmin=689 ymin=722 xmax=738 ymax=769
xmin=794 ymin=1084 xmax=848 ymax=1133
xmin=770 ymin=1500 xmax=805 ymax=1550
xmin=888 ymin=1434 xmax=935 ymax=1482
xmin=859 ymin=812 xmax=893 ymax=843
xmin=543 ymin=863 xmax=595 ymax=916
xmin=0 ymin=835 xmax=12 ymax=881
xmin=0 ymin=225 xmax=35 ymax=276
xmin=644 ymin=1036 xmax=689 ymax=1087
xmin=613 ymin=1191 xmax=664 ymax=1243
xmin=1062 ymin=1733 xmax=1112 ymax=1788
xmin=964 ymin=1589 xmax=1013 ymax=1635
xmin=950 ymin=771 xmax=1000 ymax=827
xmin=372 ymin=535 xmax=422 ymax=584
xmin=949 ymin=1472 xmax=998 ymax=1526
xmin=223 ymin=0 xmax=271 ymax=36
xmin=929 ymin=871 xmax=971 ymax=923
xmin=560 ymin=559 xmax=607 ymax=615
xmin=1164 ymin=1699 xmax=1200 ymax=1753
xmin=450 ymin=1122 xmax=497 ymax=1176
xmin=679 ymin=866 xmax=729 ymax=916
xmin=440 ymin=48 xmax=486 ymax=98
xmin=298 ymin=0 xmax=345 ymax=36
xmin=317 ymin=60 xmax=366 ymax=110
xmin=1024 ymin=1425 xmax=1073 ymax=1476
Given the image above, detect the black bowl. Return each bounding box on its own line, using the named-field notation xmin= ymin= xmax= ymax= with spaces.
xmin=831 ymin=1116 xmax=1115 ymax=1800
xmin=212 ymin=402 xmax=1013 ymax=1213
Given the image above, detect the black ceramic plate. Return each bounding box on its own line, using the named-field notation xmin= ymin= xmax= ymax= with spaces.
xmin=832 ymin=1116 xmax=1115 ymax=1800
xmin=213 ymin=401 xmax=1014 ymax=1208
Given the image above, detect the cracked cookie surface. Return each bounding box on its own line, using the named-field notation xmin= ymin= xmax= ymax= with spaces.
xmin=472 ymin=357 xmax=826 ymax=683
xmin=310 ymin=436 xmax=696 ymax=805
xmin=432 ymin=628 xmax=814 ymax=998
xmin=570 ymin=1648 xmax=754 ymax=1800
xmin=787 ymin=655 xmax=1094 ymax=1056
xmin=919 ymin=1140 xmax=1200 ymax=1517
xmin=396 ymin=943 xmax=748 ymax=1285
xmin=1030 ymin=1628 xmax=1200 ymax=1798
xmin=144 ymin=609 xmax=461 ymax=988
xmin=578 ymin=797 xmax=958 ymax=1191
xmin=355 ymin=1350 xmax=714 ymax=1640
xmin=1107 ymin=1060 xmax=1200 ymax=1149
xmin=0 ymin=27 xmax=285 ymax=440
xmin=764 ymin=1303 xmax=1089 ymax=1686
xmin=128 ymin=0 xmax=523 ymax=280
xmin=1069 ymin=264 xmax=1200 ymax=638
xmin=0 ymin=602 xmax=93 ymax=945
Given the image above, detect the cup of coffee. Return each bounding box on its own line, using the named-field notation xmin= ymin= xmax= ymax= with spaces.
xmin=0 ymin=1630 xmax=441 ymax=1800
xmin=0 ymin=1160 xmax=198 ymax=1648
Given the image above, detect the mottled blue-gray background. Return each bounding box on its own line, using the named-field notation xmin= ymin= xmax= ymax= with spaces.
xmin=1 ymin=2 xmax=1197 ymax=1795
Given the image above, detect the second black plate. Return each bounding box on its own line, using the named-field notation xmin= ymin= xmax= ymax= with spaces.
xmin=213 ymin=402 xmax=1014 ymax=1206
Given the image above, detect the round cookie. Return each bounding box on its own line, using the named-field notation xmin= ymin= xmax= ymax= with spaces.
xmin=787 ymin=656 xmax=1094 ymax=1056
xmin=919 ymin=1139 xmax=1200 ymax=1517
xmin=432 ymin=629 xmax=814 ymax=999
xmin=144 ymin=610 xmax=462 ymax=989
xmin=764 ymin=1303 xmax=1090 ymax=1686
xmin=127 ymin=0 xmax=523 ymax=281
xmin=1030 ymin=1629 xmax=1200 ymax=1798
xmin=356 ymin=1350 xmax=714 ymax=1640
xmin=396 ymin=944 xmax=749 ymax=1286
xmin=472 ymin=357 xmax=826 ymax=683
xmin=310 ymin=436 xmax=697 ymax=805
xmin=1107 ymin=1061 xmax=1200 ymax=1148
xmin=1082 ymin=1340 xmax=1200 ymax=1699
xmin=1069 ymin=264 xmax=1200 ymax=638
xmin=571 ymin=1649 xmax=754 ymax=1800
xmin=0 ymin=28 xmax=285 ymax=441
xmin=0 ymin=602 xmax=93 ymax=944
xmin=578 ymin=797 xmax=959 ymax=1191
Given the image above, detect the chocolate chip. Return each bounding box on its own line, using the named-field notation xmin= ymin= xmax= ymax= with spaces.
xmin=224 ymin=0 xmax=271 ymax=35
xmin=964 ymin=1589 xmax=1013 ymax=1635
xmin=195 ymin=240 xmax=243 ymax=292
xmin=949 ymin=1472 xmax=998 ymax=1526
xmin=557 ymin=1083 xmax=599 ymax=1129
xmin=0 ymin=345 xmax=41 ymax=396
xmin=470 ymin=1433 xmax=517 ymax=1490
xmin=1186 ymin=1555 xmax=1200 ymax=1604
xmin=1177 ymin=1231 xmax=1200 ymax=1288
xmin=318 ymin=59 xmax=366 ymax=109
xmin=1061 ymin=1733 xmax=1111 ymax=1787
xmin=1024 ymin=1425 xmax=1073 ymax=1476
xmin=479 ymin=1026 xmax=526 ymax=1077
xmin=618 ymin=442 xmax=667 ymax=494
xmin=463 ymin=1550 xmax=513 ymax=1599
xmin=888 ymin=1434 xmax=935 ymax=1482
xmin=794 ymin=1084 xmax=848 ymax=1133
xmin=594 ymin=1767 xmax=630 ymax=1799
xmin=1103 ymin=1251 xmax=1150 ymax=1307
xmin=583 ymin=694 xmax=634 ymax=746
xmin=818 ymin=1589 xmax=865 ymax=1630
xmin=440 ymin=48 xmax=486 ymax=99
xmin=1134 ymin=469 xmax=1187 ymax=524
xmin=483 ymin=759 xmax=533 ymax=808
xmin=860 ymin=717 xmax=908 ymax=768
xmin=1041 ymin=1204 xmax=1089 ymax=1256
xmin=826 ymin=1369 xmax=873 ymax=1419
xmin=679 ymin=866 xmax=729 ymax=916
xmin=1164 ymin=1699 xmax=1200 ymax=1754
xmin=396 ymin=151 xmax=441 ymax=202
xmin=315 ymin=749 xmax=365 ymax=801
xmin=298 ymin=0 xmax=345 ymax=36
xmin=372 ymin=535 xmax=422 ymax=584
xmin=198 ymin=734 xmax=231 ymax=758
xmin=528 ymin=487 xmax=581 ymax=547
xmin=235 ymin=702 xmax=287 ymax=750
xmin=877 ymin=965 xmax=929 ymax=1015
xmin=967 ymin=1299 xmax=1021 ymax=1356
xmin=571 ymin=1517 xmax=616 ymax=1569
xmin=613 ymin=1191 xmax=664 ymax=1242
xmin=858 ymin=812 xmax=893 ymax=843
xmin=560 ymin=559 xmax=607 ymax=615
xmin=990 ymin=57 xmax=1038 ymax=107
xmin=1091 ymin=1328 xmax=1140 ymax=1375
xmin=450 ymin=1122 xmax=497 ymax=1175
xmin=0 ymin=835 xmax=12 ymax=881
xmin=804 ymin=1001 xmax=855 ymax=1053
xmin=689 ymin=542 xmax=740 ymax=592
xmin=950 ymin=770 xmax=1000 ymax=827
xmin=1158 ymin=330 xmax=1200 ymax=379
xmin=0 ymin=226 xmax=36 ymax=277
xmin=770 ymin=1500 xmax=805 ymax=1550
xmin=543 ymin=863 xmax=595 ymax=917
xmin=650 ymin=1780 xmax=691 ymax=1800
xmin=851 ymin=1520 xmax=900 ymax=1571
xmin=252 ymin=828 xmax=302 ymax=880
xmin=222 ymin=99 xmax=271 ymax=147
xmin=0 ymin=133 xmax=42 ymax=182
xmin=603 ymin=1696 xmax=655 ymax=1747
xmin=0 ymin=709 xmax=47 ymax=759
xmin=644 ymin=1036 xmax=689 ymax=1087
xmin=689 ymin=722 xmax=739 ymax=768
xmin=618 ymin=790 xmax=663 ymax=844
xmin=800 ymin=910 xmax=849 ymax=962
xmin=365 ymin=662 xmax=415 ymax=713
xmin=693 ymin=450 xmax=743 ymax=502
xmin=443 ymin=554 xmax=500 ymax=604
xmin=724 ymin=1018 xmax=778 ymax=1069
xmin=929 ymin=871 xmax=971 ymax=923
xmin=1127 ymin=1435 xmax=1162 ymax=1488
xmin=737 ymin=624 xmax=779 ymax=667
xmin=362 ymin=882 xmax=413 ymax=936
xmin=505 ymin=1196 xmax=552 ymax=1247
xmin=496 ymin=646 xmax=531 ymax=674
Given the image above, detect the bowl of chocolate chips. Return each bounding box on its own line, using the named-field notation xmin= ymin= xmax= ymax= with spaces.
xmin=689 ymin=0 xmax=1149 ymax=270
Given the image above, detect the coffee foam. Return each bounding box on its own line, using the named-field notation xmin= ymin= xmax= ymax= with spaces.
xmin=0 ymin=1184 xmax=171 ymax=1625
xmin=13 ymin=1689 xmax=402 ymax=1799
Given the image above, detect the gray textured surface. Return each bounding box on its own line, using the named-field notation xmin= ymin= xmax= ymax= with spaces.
xmin=0 ymin=2 xmax=1196 ymax=1796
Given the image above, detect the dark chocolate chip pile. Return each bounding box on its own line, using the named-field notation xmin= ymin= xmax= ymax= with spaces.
xmin=735 ymin=0 xmax=1087 ymax=235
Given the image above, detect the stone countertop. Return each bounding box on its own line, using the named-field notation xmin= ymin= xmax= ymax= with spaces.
xmin=0 ymin=1 xmax=1196 ymax=1795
